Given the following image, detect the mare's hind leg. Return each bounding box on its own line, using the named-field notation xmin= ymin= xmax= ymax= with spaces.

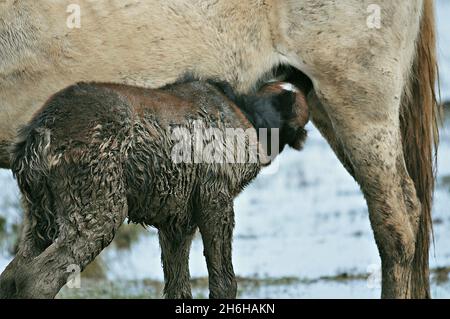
xmin=307 ymin=91 xmax=355 ymax=176
xmin=159 ymin=226 xmax=196 ymax=299
xmin=286 ymin=0 xmax=428 ymax=298
xmin=310 ymin=68 xmax=422 ymax=298
xmin=12 ymin=159 xmax=127 ymax=299
xmin=196 ymin=193 xmax=236 ymax=299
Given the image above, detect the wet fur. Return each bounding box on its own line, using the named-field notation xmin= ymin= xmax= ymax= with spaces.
xmin=1 ymin=81 xmax=306 ymax=299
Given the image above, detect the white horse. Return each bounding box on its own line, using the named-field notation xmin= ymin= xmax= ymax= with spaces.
xmin=0 ymin=0 xmax=439 ymax=298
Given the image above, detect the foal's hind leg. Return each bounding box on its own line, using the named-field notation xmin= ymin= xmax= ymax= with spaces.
xmin=0 ymin=213 xmax=51 ymax=298
xmin=158 ymin=226 xmax=196 ymax=299
xmin=196 ymin=194 xmax=236 ymax=299
xmin=12 ymin=161 xmax=128 ymax=299
xmin=15 ymin=203 xmax=127 ymax=298
xmin=14 ymin=203 xmax=127 ymax=298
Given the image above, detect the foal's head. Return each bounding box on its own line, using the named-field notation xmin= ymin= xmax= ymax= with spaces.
xmin=213 ymin=80 xmax=309 ymax=153
xmin=256 ymin=81 xmax=309 ymax=151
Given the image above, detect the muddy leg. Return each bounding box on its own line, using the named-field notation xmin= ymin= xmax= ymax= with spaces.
xmin=13 ymin=207 xmax=126 ymax=299
xmin=197 ymin=195 xmax=236 ymax=299
xmin=312 ymin=74 xmax=422 ymax=298
xmin=0 ymin=240 xmax=40 ymax=298
xmin=159 ymin=227 xmax=196 ymax=299
xmin=0 ymin=199 xmax=53 ymax=298
xmin=9 ymin=160 xmax=127 ymax=299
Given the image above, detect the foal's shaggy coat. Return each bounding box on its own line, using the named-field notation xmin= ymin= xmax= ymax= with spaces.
xmin=1 ymin=81 xmax=308 ymax=299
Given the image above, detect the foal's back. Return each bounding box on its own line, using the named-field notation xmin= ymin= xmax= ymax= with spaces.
xmin=23 ymin=81 xmax=250 ymax=148
xmin=13 ymin=81 xmax=257 ymax=228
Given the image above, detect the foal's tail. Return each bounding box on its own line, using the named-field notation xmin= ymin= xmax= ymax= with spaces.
xmin=10 ymin=124 xmax=57 ymax=246
xmin=400 ymin=0 xmax=440 ymax=299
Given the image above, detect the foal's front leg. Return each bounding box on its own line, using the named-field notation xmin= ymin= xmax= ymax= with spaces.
xmin=197 ymin=195 xmax=237 ymax=299
xmin=158 ymin=226 xmax=196 ymax=299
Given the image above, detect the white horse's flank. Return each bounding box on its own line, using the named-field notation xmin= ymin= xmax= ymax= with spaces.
xmin=0 ymin=0 xmax=438 ymax=298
